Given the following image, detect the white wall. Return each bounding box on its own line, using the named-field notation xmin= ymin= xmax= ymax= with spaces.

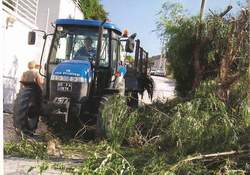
xmin=36 ymin=0 xmax=83 ymax=34
xmin=36 ymin=0 xmax=60 ymax=33
xmin=58 ymin=0 xmax=83 ymax=19
xmin=2 ymin=12 xmax=43 ymax=112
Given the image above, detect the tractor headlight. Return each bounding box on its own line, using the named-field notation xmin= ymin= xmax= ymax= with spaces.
xmin=51 ymin=75 xmax=87 ymax=83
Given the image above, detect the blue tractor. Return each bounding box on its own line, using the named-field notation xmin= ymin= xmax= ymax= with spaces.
xmin=13 ymin=19 xmax=151 ymax=137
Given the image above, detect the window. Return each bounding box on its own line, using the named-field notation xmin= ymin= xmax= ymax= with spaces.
xmin=99 ymin=32 xmax=109 ymax=67
xmin=49 ymin=26 xmax=111 ymax=69
xmin=50 ymin=27 xmax=99 ymax=64
xmin=111 ymin=31 xmax=121 ymax=69
xmin=3 ymin=0 xmax=16 ymax=11
xmin=111 ymin=39 xmax=118 ymax=69
xmin=3 ymin=0 xmax=38 ymax=25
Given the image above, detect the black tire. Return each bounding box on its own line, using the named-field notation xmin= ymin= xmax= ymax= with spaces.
xmin=95 ymin=96 xmax=111 ymax=138
xmin=66 ymin=104 xmax=83 ymax=136
xmin=126 ymin=91 xmax=139 ymax=108
xmin=13 ymin=86 xmax=41 ymax=132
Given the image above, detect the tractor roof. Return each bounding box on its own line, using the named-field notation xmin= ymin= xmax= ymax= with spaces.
xmin=55 ymin=19 xmax=122 ymax=35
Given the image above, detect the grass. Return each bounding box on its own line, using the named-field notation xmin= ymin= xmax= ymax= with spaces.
xmin=4 ymin=137 xmax=249 ymax=174
xmin=4 ymin=87 xmax=250 ymax=174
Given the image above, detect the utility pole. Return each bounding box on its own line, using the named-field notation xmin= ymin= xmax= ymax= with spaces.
xmin=248 ymin=58 xmax=250 ymax=112
xmin=248 ymin=30 xmax=250 ymax=112
xmin=199 ymin=0 xmax=206 ymax=22
xmin=247 ymin=9 xmax=250 ymax=114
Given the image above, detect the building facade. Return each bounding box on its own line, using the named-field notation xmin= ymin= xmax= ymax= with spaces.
xmin=2 ymin=0 xmax=83 ymax=112
xmin=150 ymin=55 xmax=166 ymax=70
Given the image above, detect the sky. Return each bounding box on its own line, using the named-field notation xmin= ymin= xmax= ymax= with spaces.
xmin=101 ymin=0 xmax=245 ymax=57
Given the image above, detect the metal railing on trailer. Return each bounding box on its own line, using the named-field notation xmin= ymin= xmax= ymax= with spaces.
xmin=134 ymin=39 xmax=149 ymax=75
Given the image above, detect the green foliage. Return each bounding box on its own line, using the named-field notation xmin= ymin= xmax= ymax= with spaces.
xmin=125 ymin=55 xmax=134 ymax=63
xmin=5 ymin=80 xmax=249 ymax=175
xmin=76 ymin=144 xmax=135 ymax=174
xmin=75 ymin=0 xmax=108 ymax=20
xmin=156 ymin=1 xmax=185 ymax=37
xmin=167 ymin=81 xmax=239 ymax=154
xmin=157 ymin=2 xmax=197 ymax=96
xmin=4 ymin=139 xmax=48 ymax=159
xmin=166 ymin=17 xmax=197 ymax=97
xmin=129 ymin=98 xmax=179 ymax=147
xmin=172 ymin=161 xmax=208 ymax=174
xmin=157 ymin=2 xmax=249 ymax=97
xmin=101 ymin=95 xmax=138 ymax=146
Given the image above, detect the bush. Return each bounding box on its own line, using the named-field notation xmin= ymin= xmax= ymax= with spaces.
xmin=165 ymin=81 xmax=241 ymax=154
xmin=131 ymin=80 xmax=248 ymax=156
xmin=101 ymin=95 xmax=138 ymax=146
xmin=167 ymin=18 xmax=197 ymax=97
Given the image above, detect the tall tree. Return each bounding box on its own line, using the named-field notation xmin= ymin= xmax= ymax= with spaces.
xmin=74 ymin=0 xmax=108 ymax=20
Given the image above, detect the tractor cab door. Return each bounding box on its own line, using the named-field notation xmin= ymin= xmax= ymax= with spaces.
xmin=96 ymin=30 xmax=122 ymax=94
xmin=95 ymin=29 xmax=111 ymax=94
xmin=110 ymin=31 xmax=121 ymax=79
xmin=109 ymin=31 xmax=126 ymax=91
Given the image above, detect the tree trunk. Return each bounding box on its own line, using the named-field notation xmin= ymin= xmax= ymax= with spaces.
xmin=248 ymin=48 xmax=250 ymax=112
xmin=192 ymin=42 xmax=202 ymax=89
xmin=217 ymin=11 xmax=248 ymax=101
xmin=192 ymin=0 xmax=206 ymax=89
xmin=218 ymin=56 xmax=229 ymax=101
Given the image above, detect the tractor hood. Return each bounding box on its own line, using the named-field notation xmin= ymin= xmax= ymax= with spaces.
xmin=51 ymin=60 xmax=93 ymax=83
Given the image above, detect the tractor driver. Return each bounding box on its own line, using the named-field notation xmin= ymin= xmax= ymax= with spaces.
xmin=74 ymin=36 xmax=96 ymax=60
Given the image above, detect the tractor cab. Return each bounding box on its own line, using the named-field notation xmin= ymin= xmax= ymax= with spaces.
xmin=46 ymin=19 xmax=127 ymax=99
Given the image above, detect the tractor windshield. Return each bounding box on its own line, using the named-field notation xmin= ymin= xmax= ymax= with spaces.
xmin=49 ymin=26 xmax=107 ymax=64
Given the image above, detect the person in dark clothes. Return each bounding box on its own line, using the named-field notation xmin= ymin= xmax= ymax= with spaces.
xmin=74 ymin=37 xmax=96 ymax=60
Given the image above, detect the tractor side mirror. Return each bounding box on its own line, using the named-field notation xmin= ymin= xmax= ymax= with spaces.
xmin=28 ymin=31 xmax=36 ymax=45
xmin=125 ymin=33 xmax=137 ymax=53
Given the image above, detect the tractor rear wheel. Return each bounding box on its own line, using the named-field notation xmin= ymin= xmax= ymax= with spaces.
xmin=13 ymin=86 xmax=41 ymax=134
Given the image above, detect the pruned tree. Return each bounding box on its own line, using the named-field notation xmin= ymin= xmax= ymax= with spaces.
xmin=74 ymin=0 xmax=108 ymax=20
xmin=215 ymin=9 xmax=249 ymax=101
xmin=157 ymin=1 xmax=249 ymax=100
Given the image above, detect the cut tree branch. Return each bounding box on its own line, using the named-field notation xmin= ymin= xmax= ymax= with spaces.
xmin=219 ymin=5 xmax=233 ymax=17
xmin=170 ymin=149 xmax=250 ymax=170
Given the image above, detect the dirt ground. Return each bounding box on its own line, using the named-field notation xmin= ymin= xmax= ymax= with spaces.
xmin=3 ymin=113 xmax=49 ymax=142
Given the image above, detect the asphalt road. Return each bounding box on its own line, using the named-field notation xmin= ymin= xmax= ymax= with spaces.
xmin=3 ymin=75 xmax=175 ymax=174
